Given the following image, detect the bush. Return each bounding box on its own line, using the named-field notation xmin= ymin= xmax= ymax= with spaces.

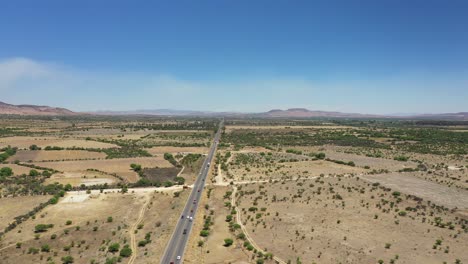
xmin=225 ymin=215 xmax=233 ymax=222
xmin=29 ymin=169 xmax=39 ymax=176
xmin=108 ymin=243 xmax=120 ymax=253
xmin=35 ymin=224 xmax=53 ymax=233
xmin=61 ymin=256 xmax=74 ymax=264
xmin=41 ymin=244 xmax=50 ymax=252
xmin=119 ymin=245 xmax=132 ymax=257
xmin=315 ymin=153 xmax=326 ymax=159
xmin=224 ymin=238 xmax=234 ymax=247
xmin=130 ymin=163 xmax=142 ymax=172
xmin=394 ymin=155 xmax=409 ymax=162
xmin=138 ymin=240 xmax=148 ymax=247
xmin=0 ymin=167 xmax=13 ymax=177
xmin=28 ymin=247 xmax=39 ymax=254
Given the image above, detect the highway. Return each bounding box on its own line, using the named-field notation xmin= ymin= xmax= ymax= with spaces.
xmin=160 ymin=120 xmax=223 ymax=264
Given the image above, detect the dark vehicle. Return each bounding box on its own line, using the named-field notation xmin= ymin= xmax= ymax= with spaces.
xmin=183 ymin=229 xmax=187 ymax=235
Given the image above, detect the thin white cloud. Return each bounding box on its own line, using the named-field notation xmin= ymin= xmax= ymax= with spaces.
xmin=0 ymin=57 xmax=466 ymax=114
xmin=0 ymin=57 xmax=54 ymax=89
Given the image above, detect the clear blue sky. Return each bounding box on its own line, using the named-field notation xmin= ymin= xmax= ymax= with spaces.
xmin=1 ymin=0 xmax=467 ymax=114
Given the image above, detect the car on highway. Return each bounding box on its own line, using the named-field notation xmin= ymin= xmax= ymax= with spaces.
xmin=177 ymin=256 xmax=181 ymax=260
xmin=189 ymin=216 xmax=193 ymax=221
xmin=183 ymin=229 xmax=187 ymax=234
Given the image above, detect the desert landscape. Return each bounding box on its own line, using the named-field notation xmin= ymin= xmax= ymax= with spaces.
xmin=1 ymin=116 xmax=467 ymax=263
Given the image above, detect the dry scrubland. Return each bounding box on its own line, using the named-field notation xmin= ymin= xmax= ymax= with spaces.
xmin=1 ymin=117 xmax=468 ymax=264
xmin=181 ymin=121 xmax=467 ymax=264
xmin=0 ymin=116 xmax=217 ymax=263
xmin=235 ymin=177 xmax=467 ymax=264
xmin=0 ymin=189 xmax=189 ymax=264
xmin=184 ymin=186 xmax=249 ymax=264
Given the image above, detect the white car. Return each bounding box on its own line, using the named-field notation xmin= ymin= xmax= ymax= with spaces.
xmin=189 ymin=216 xmax=193 ymax=221
xmin=177 ymin=256 xmax=181 ymax=260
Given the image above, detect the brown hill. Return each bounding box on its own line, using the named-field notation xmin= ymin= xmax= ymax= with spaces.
xmin=0 ymin=101 xmax=77 ymax=116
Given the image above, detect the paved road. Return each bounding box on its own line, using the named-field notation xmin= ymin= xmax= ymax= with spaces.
xmin=160 ymin=120 xmax=223 ymax=264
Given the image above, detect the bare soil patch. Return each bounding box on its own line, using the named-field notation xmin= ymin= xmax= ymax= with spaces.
xmin=0 ymin=136 xmax=118 ymax=149
xmin=9 ymin=150 xmax=106 ymax=162
xmin=0 ymin=196 xmax=51 ymax=231
xmin=142 ymin=167 xmax=181 ymax=184
xmin=32 ymin=157 xmax=173 ymax=183
xmin=361 ymin=173 xmax=468 ymax=209
xmin=147 ymin=146 xmax=209 ymax=155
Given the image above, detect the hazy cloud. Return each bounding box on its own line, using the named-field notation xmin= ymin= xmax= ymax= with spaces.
xmin=0 ymin=57 xmax=466 ymax=114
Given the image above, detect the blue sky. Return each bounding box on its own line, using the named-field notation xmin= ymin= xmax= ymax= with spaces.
xmin=0 ymin=0 xmax=467 ymax=114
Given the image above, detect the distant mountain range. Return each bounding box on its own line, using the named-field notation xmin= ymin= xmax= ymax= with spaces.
xmin=0 ymin=101 xmax=78 ymax=116
xmin=255 ymin=108 xmax=380 ymax=118
xmin=0 ymin=101 xmax=466 ymax=120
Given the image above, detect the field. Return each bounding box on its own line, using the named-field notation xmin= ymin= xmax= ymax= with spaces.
xmin=0 ymin=196 xmax=52 ymax=231
xmin=35 ymin=157 xmax=174 ymax=183
xmin=9 ymin=150 xmax=107 ymax=162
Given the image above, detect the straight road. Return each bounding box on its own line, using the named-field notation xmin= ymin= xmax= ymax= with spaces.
xmin=160 ymin=120 xmax=223 ymax=264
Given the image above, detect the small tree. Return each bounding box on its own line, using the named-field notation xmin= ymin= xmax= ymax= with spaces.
xmin=200 ymin=230 xmax=209 ymax=237
xmin=108 ymin=243 xmax=120 ymax=253
xmin=119 ymin=245 xmax=132 ymax=257
xmin=0 ymin=167 xmax=13 ymax=177
xmin=224 ymin=238 xmax=234 ymax=247
xmin=29 ymin=144 xmax=40 ymax=150
xmin=41 ymin=244 xmax=50 ymax=252
xmin=29 ymin=169 xmax=39 ymax=176
xmin=61 ymin=256 xmax=74 ymax=264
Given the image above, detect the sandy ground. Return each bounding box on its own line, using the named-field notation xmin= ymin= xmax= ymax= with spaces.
xmin=147 ymin=146 xmax=209 ymax=155
xmin=0 ymin=136 xmax=118 ymax=149
xmin=32 ymin=157 xmax=174 ymax=182
xmin=8 ymin=149 xmax=107 ymax=162
xmin=0 ymin=195 xmax=52 ymax=231
xmin=184 ymin=186 xmax=249 ymax=264
xmin=229 ymin=158 xmax=365 ymax=182
xmin=361 ymin=173 xmax=468 ymax=209
xmin=0 ymin=186 xmax=188 ymax=264
xmin=236 ymin=178 xmax=468 ymax=264
xmin=44 ymin=171 xmax=117 ymax=187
